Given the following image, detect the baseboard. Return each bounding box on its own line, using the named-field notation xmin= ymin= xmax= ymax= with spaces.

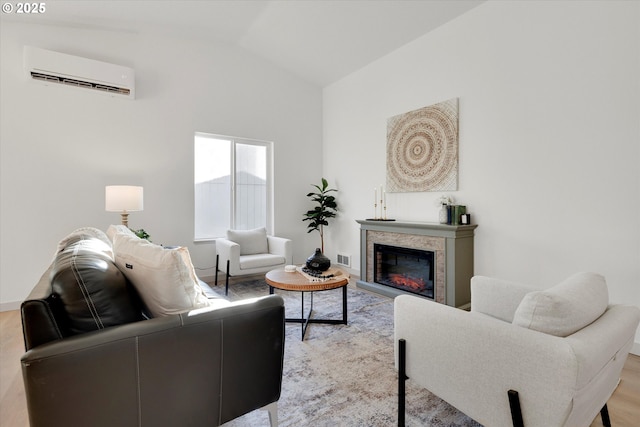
xmin=632 ymin=341 xmax=640 ymax=356
xmin=0 ymin=300 xmax=21 ymax=312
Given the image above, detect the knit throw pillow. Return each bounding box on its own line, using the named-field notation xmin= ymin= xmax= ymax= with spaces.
xmin=512 ymin=272 xmax=608 ymax=337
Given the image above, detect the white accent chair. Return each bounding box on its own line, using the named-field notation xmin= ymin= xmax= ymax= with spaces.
xmin=395 ymin=272 xmax=640 ymax=427
xmin=215 ymin=227 xmax=292 ymax=295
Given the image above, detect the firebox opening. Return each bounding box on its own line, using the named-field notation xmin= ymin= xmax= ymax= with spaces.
xmin=374 ymin=244 xmax=434 ymax=299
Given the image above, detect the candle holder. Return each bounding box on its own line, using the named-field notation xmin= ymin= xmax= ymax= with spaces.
xmin=366 ymin=189 xmax=395 ymax=221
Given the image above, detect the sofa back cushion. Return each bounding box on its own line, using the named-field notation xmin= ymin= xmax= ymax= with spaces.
xmin=512 ymin=272 xmax=609 ymax=337
xmin=50 ymin=236 xmax=144 ymax=335
xmin=227 ymin=227 xmax=269 ymax=255
xmin=56 ymin=226 xmax=114 ymax=258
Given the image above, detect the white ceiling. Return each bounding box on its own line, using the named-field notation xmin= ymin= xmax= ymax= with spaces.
xmin=3 ymin=0 xmax=484 ymax=87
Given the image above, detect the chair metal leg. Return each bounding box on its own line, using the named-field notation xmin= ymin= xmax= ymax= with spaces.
xmin=398 ymin=338 xmax=407 ymax=427
xmin=508 ymin=390 xmax=524 ymax=427
xmin=600 ymin=404 xmax=611 ymax=427
xmin=225 ymin=259 xmax=230 ymax=296
xmin=215 ymin=254 xmax=219 ymax=287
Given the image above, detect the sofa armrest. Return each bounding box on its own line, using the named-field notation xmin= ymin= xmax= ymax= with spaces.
xmin=22 ymin=295 xmax=285 ymax=427
xmin=216 ymin=238 xmax=240 ymax=273
xmin=470 ymin=275 xmax=539 ymax=322
xmin=395 ymin=295 xmax=578 ymax=427
xmin=21 ymin=264 xmax=67 ymax=350
xmin=267 ymin=236 xmax=292 ymax=264
xmin=216 ymin=296 xmax=286 ymax=424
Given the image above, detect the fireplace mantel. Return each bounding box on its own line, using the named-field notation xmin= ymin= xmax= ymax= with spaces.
xmin=356 ymin=220 xmax=477 ymax=308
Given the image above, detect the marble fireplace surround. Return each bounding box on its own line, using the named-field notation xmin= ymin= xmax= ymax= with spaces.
xmin=356 ymin=220 xmax=477 ymax=308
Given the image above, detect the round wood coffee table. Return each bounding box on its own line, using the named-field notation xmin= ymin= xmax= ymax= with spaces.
xmin=266 ymin=267 xmax=349 ymax=340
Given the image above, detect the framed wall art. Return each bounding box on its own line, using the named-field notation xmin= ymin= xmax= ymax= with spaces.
xmin=386 ymin=98 xmax=459 ymax=192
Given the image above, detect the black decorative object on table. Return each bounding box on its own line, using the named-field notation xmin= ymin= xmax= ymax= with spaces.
xmin=306 ymin=248 xmax=331 ymax=272
xmin=301 ymin=266 xmax=335 ymax=279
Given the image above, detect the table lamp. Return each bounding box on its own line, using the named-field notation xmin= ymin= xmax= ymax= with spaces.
xmin=105 ymin=185 xmax=143 ymax=227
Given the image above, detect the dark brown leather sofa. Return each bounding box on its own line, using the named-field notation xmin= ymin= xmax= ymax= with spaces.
xmin=21 ymin=236 xmax=285 ymax=427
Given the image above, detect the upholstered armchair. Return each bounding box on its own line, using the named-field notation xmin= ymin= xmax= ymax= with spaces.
xmin=215 ymin=227 xmax=292 ymax=295
xmin=395 ymin=272 xmax=640 ymax=427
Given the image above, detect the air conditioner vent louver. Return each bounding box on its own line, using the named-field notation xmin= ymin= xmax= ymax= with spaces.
xmin=30 ymin=72 xmax=60 ymax=83
xmin=30 ymin=72 xmax=132 ymax=96
xmin=25 ymin=46 xmax=135 ymax=99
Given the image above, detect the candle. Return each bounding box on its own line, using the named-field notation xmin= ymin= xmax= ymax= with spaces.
xmin=374 ymin=188 xmax=378 ymax=219
xmin=383 ymin=189 xmax=386 ymax=219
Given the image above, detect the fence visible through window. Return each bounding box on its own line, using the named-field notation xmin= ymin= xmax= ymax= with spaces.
xmin=194 ymin=133 xmax=271 ymax=240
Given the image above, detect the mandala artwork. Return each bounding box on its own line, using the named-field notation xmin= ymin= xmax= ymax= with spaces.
xmin=386 ymin=98 xmax=459 ymax=192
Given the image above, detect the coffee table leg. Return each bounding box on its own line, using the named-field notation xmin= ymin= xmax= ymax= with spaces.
xmin=300 ymin=292 xmax=304 ymax=340
xmin=342 ymin=285 xmax=348 ymax=324
xmin=299 ymin=291 xmax=314 ymax=340
xmin=280 ymin=285 xmax=347 ymax=341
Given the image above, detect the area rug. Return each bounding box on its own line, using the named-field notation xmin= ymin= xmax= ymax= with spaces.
xmin=205 ymin=279 xmax=481 ymax=427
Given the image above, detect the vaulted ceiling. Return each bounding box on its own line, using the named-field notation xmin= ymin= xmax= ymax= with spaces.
xmin=3 ymin=0 xmax=484 ymax=86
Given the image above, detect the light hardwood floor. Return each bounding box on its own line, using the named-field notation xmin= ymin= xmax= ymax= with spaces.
xmin=1 ymin=309 xmax=639 ymax=426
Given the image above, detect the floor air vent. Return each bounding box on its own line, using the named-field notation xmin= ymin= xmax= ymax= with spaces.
xmin=336 ymin=254 xmax=351 ymax=267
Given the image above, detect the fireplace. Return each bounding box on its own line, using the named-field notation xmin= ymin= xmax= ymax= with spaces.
xmin=356 ymin=220 xmax=477 ymax=308
xmin=374 ymin=244 xmax=434 ymax=299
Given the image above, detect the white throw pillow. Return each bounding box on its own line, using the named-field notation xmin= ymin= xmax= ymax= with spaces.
xmin=112 ymin=234 xmax=212 ymax=317
xmin=512 ymin=272 xmax=609 ymax=337
xmin=227 ymin=227 xmax=269 ymax=255
xmin=106 ymin=224 xmax=136 ymax=242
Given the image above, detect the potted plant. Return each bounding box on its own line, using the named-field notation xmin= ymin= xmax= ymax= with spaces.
xmin=131 ymin=228 xmax=151 ymax=241
xmin=303 ymin=178 xmax=338 ymax=270
xmin=129 ymin=228 xmax=151 ymax=241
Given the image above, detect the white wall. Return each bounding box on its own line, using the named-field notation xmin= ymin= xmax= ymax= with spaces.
xmin=0 ymin=21 xmax=323 ymax=308
xmin=323 ymin=1 xmax=640 ymax=350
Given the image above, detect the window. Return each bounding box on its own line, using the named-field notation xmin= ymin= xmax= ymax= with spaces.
xmin=194 ymin=133 xmax=272 ymax=240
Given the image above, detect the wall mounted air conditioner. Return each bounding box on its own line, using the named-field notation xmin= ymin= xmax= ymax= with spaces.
xmin=24 ymin=46 xmax=135 ymax=99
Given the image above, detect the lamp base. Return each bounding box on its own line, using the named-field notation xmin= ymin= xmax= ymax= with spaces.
xmin=120 ymin=213 xmax=129 ymax=227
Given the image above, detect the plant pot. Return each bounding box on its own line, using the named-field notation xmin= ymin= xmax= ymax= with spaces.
xmin=306 ymin=248 xmax=331 ymax=272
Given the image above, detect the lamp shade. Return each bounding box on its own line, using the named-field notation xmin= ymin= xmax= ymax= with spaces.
xmin=105 ymin=185 xmax=143 ymax=212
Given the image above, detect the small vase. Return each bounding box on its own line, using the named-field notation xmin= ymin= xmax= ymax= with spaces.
xmin=439 ymin=205 xmax=449 ymax=224
xmin=306 ymin=248 xmax=331 ymax=272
